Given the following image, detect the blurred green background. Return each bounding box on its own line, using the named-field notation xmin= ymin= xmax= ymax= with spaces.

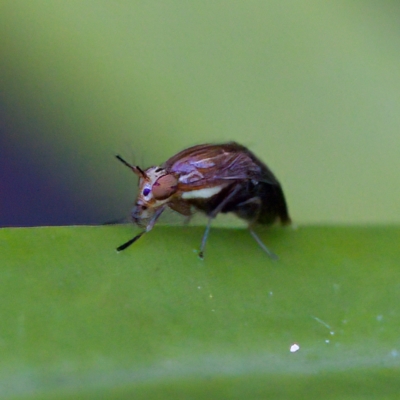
xmin=1 ymin=1 xmax=399 ymax=226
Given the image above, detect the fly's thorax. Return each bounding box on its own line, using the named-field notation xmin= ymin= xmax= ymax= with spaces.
xmin=131 ymin=166 xmax=178 ymax=227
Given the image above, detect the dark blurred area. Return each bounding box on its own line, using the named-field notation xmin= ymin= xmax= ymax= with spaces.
xmin=0 ymin=106 xmax=108 ymax=227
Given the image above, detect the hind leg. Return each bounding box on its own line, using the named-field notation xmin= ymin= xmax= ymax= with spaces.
xmin=235 ymin=197 xmax=279 ymax=260
xmin=248 ymin=228 xmax=278 ymax=260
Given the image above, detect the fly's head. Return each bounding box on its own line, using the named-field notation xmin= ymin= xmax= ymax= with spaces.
xmin=131 ymin=166 xmax=179 ymax=228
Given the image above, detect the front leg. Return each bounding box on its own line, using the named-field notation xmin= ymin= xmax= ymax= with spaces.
xmin=116 ymin=205 xmax=166 ymax=252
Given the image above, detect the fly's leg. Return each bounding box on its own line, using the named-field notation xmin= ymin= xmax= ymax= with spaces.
xmin=145 ymin=205 xmax=167 ymax=232
xmin=198 ymin=221 xmax=212 ymax=259
xmin=116 ymin=231 xmax=145 ymax=251
xmin=235 ymin=196 xmax=279 ymax=260
xmin=116 ymin=205 xmax=166 ymax=252
xmin=199 ymin=184 xmax=241 ymax=259
xmin=248 ymin=228 xmax=278 ymax=260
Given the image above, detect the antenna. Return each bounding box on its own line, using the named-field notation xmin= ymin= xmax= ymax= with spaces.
xmin=115 ymin=155 xmax=147 ymax=178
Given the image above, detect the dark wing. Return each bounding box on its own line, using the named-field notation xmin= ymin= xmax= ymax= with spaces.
xmin=164 ymin=142 xmax=279 ymax=188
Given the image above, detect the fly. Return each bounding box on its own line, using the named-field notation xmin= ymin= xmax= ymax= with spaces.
xmin=116 ymin=142 xmax=291 ymax=259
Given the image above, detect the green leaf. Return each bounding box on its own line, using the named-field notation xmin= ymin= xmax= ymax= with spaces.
xmin=1 ymin=225 xmax=399 ymax=399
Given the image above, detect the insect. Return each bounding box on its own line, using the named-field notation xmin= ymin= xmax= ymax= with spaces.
xmin=116 ymin=142 xmax=291 ymax=259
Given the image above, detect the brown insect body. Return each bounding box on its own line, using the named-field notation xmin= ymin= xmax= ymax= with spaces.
xmin=116 ymin=142 xmax=290 ymax=258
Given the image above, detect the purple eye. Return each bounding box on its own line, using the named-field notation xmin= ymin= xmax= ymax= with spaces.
xmin=142 ymin=188 xmax=151 ymax=196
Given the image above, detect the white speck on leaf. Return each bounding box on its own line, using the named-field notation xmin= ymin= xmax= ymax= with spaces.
xmin=290 ymin=343 xmax=300 ymax=353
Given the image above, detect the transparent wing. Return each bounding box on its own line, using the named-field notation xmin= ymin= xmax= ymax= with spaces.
xmin=164 ymin=142 xmax=278 ymax=188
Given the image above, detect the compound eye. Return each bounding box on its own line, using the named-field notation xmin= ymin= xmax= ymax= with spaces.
xmin=152 ymin=174 xmax=178 ymax=200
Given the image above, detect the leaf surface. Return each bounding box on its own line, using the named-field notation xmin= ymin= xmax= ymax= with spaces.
xmin=0 ymin=225 xmax=399 ymax=399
